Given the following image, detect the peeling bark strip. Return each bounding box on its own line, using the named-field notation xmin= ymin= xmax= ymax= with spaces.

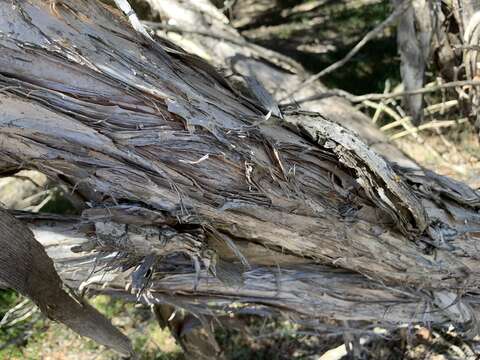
xmin=22 ymin=213 xmax=474 ymax=328
xmin=287 ymin=113 xmax=428 ymax=233
xmin=0 ymin=210 xmax=134 ymax=356
xmin=1 ymin=0 xmax=480 ymax=341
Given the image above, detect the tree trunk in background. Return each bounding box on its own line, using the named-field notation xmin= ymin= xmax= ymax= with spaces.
xmin=394 ymin=0 xmax=434 ymax=124
xmin=452 ymin=0 xmax=480 ymax=128
xmin=2 ymin=0 xmax=480 ymax=353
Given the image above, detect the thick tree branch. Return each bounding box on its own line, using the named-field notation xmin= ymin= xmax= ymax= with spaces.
xmin=1 ymin=0 xmax=480 ymax=348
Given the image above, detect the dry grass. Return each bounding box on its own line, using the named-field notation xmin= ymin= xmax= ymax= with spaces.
xmin=394 ymin=124 xmax=480 ymax=188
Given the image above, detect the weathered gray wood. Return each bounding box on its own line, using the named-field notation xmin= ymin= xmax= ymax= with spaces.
xmin=23 ymin=214 xmax=465 ymax=327
xmin=0 ymin=210 xmax=133 ymax=356
xmin=1 ymin=0 xmax=480 ymax=349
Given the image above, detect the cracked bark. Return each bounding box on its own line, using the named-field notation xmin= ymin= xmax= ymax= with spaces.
xmin=0 ymin=210 xmax=133 ymax=356
xmin=1 ymin=0 xmax=480 ymax=353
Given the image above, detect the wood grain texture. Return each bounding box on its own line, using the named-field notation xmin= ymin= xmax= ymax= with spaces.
xmin=0 ymin=210 xmax=133 ymax=356
xmin=0 ymin=0 xmax=480 ymax=340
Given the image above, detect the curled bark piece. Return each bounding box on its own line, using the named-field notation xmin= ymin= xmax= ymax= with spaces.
xmin=287 ymin=111 xmax=427 ymax=233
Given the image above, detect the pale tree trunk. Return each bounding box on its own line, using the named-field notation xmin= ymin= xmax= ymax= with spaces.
xmin=452 ymin=0 xmax=480 ymax=127
xmin=1 ymin=0 xmax=480 ymax=355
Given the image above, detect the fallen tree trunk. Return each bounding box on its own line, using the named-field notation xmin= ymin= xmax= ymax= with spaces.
xmin=23 ymin=213 xmax=469 ymax=326
xmin=2 ymin=0 xmax=480 ymax=352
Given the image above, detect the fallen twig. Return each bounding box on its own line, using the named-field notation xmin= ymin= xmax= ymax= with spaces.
xmin=283 ymin=79 xmax=480 ymax=106
xmin=370 ymin=100 xmax=459 ymax=132
xmin=390 ymin=118 xmax=468 ymax=140
xmin=371 ymin=80 xmax=392 ymax=124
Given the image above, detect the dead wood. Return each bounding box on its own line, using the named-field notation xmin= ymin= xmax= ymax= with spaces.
xmin=0 ymin=210 xmax=133 ymax=356
xmin=1 ymin=0 xmax=480 ymax=353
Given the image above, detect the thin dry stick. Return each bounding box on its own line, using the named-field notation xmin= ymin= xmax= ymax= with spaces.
xmin=371 ymin=80 xmax=392 ymax=124
xmin=365 ymin=80 xmax=480 ymax=102
xmin=285 ymin=79 xmax=480 ymax=105
xmin=0 ymin=298 xmax=31 ymax=326
xmin=281 ymin=0 xmax=410 ymax=101
xmin=373 ymin=100 xmax=459 ymax=132
xmin=362 ymin=100 xmax=416 ymax=137
xmin=390 ymin=118 xmax=468 ymax=140
xmin=424 ymin=100 xmax=458 ymax=115
xmin=363 ymin=99 xmax=406 ymax=122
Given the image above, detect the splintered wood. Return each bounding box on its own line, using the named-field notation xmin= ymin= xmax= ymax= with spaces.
xmin=1 ymin=0 xmax=480 ymax=350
